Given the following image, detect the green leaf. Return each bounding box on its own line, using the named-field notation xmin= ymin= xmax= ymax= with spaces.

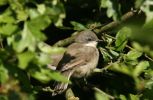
xmin=30 ymin=68 xmax=69 ymax=83
xmin=38 ymin=42 xmax=65 ymax=54
xmin=70 ymin=21 xmax=87 ymax=31
xmin=45 ymin=2 xmax=65 ymax=27
xmin=115 ymin=27 xmax=131 ymax=51
xmin=100 ymin=0 xmax=121 ymax=20
xmin=135 ymin=0 xmax=145 ymax=8
xmin=37 ymin=4 xmax=46 ymax=15
xmin=36 ymin=52 xmax=51 ymax=65
xmin=0 ymin=24 xmax=18 ymax=36
xmin=94 ymin=87 xmax=112 ymax=100
xmin=109 ymin=49 xmax=119 ymax=57
xmin=132 ymin=42 xmax=143 ymax=52
xmin=126 ymin=50 xmax=142 ymax=60
xmin=0 ymin=10 xmax=15 ymax=23
xmin=47 ymin=70 xmax=70 ymax=83
xmin=0 ymin=63 xmax=9 ymax=84
xmin=28 ymin=15 xmax=51 ymax=30
xmin=129 ymin=94 xmax=140 ymax=100
xmin=16 ymin=10 xmax=28 ymax=21
xmin=17 ymin=51 xmax=35 ymax=69
xmin=99 ymin=48 xmax=113 ymax=62
xmin=133 ymin=61 xmax=149 ymax=77
xmin=28 ymin=9 xmax=40 ymax=19
xmin=119 ymin=94 xmax=127 ymax=100
xmin=141 ymin=1 xmax=153 ymax=23
xmin=0 ymin=0 xmax=7 ymax=6
xmin=109 ymin=63 xmax=132 ymax=76
xmin=12 ymin=23 xmax=36 ymax=52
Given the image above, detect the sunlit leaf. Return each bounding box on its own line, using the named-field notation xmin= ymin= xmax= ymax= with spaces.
xmin=36 ymin=52 xmax=51 ymax=65
xmin=38 ymin=42 xmax=65 ymax=54
xmin=0 ymin=0 xmax=7 ymax=6
xmin=94 ymin=87 xmax=112 ymax=100
xmin=141 ymin=1 xmax=153 ymax=23
xmin=100 ymin=47 xmax=113 ymax=62
xmin=100 ymin=0 xmax=121 ymax=20
xmin=133 ymin=61 xmax=149 ymax=77
xmin=126 ymin=50 xmax=142 ymax=61
xmin=70 ymin=21 xmax=87 ymax=31
xmin=37 ymin=4 xmax=46 ymax=15
xmin=115 ymin=27 xmax=131 ymax=51
xmin=17 ymin=51 xmax=35 ymax=69
xmin=119 ymin=94 xmax=127 ymax=100
xmin=109 ymin=63 xmax=132 ymax=76
xmin=30 ymin=68 xmax=69 ymax=83
xmin=129 ymin=94 xmax=140 ymax=100
xmin=12 ymin=23 xmax=37 ymax=52
xmin=135 ymin=0 xmax=145 ymax=8
xmin=0 ymin=24 xmax=18 ymax=36
xmin=0 ymin=63 xmax=9 ymax=84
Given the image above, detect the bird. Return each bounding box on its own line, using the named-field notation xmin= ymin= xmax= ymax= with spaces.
xmin=52 ymin=30 xmax=100 ymax=96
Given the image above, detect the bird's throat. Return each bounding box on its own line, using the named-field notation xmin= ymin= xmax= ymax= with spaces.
xmin=84 ymin=41 xmax=97 ymax=47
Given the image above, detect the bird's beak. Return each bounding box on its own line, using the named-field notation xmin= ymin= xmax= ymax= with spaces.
xmin=96 ymin=39 xmax=103 ymax=42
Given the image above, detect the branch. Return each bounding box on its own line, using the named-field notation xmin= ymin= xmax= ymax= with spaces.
xmin=53 ymin=33 xmax=77 ymax=47
xmin=53 ymin=10 xmax=138 ymax=47
xmin=93 ymin=10 xmax=138 ymax=34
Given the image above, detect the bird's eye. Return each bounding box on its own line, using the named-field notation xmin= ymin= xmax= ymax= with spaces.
xmin=88 ymin=38 xmax=92 ymax=41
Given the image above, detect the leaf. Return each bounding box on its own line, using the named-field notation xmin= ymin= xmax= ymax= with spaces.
xmin=99 ymin=47 xmax=113 ymax=62
xmin=70 ymin=21 xmax=87 ymax=31
xmin=37 ymin=4 xmax=46 ymax=15
xmin=135 ymin=0 xmax=145 ymax=8
xmin=132 ymin=42 xmax=143 ymax=52
xmin=28 ymin=15 xmax=51 ymax=30
xmin=16 ymin=10 xmax=28 ymax=21
xmin=94 ymin=87 xmax=112 ymax=100
xmin=119 ymin=95 xmax=127 ymax=100
xmin=46 ymin=2 xmax=65 ymax=27
xmin=115 ymin=27 xmax=131 ymax=51
xmin=109 ymin=49 xmax=119 ymax=57
xmin=126 ymin=50 xmax=142 ymax=60
xmin=47 ymin=70 xmax=70 ymax=83
xmin=28 ymin=9 xmax=40 ymax=19
xmin=12 ymin=23 xmax=37 ymax=52
xmin=38 ymin=42 xmax=65 ymax=54
xmin=0 ymin=0 xmax=7 ymax=6
xmin=129 ymin=94 xmax=140 ymax=100
xmin=109 ymin=63 xmax=132 ymax=76
xmin=100 ymin=0 xmax=121 ymax=20
xmin=133 ymin=61 xmax=149 ymax=77
xmin=120 ymin=94 xmax=140 ymax=100
xmin=17 ymin=51 xmax=35 ymax=69
xmin=0 ymin=10 xmax=15 ymax=23
xmin=0 ymin=63 xmax=9 ymax=84
xmin=0 ymin=24 xmax=18 ymax=36
xmin=36 ymin=52 xmax=52 ymax=65
xmin=30 ymin=68 xmax=70 ymax=83
xmin=141 ymin=1 xmax=153 ymax=23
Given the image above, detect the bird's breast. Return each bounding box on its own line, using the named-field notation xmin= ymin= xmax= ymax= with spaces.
xmin=72 ymin=48 xmax=99 ymax=78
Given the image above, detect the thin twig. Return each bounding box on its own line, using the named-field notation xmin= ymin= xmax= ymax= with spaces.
xmin=93 ymin=10 xmax=138 ymax=34
xmin=144 ymin=54 xmax=153 ymax=62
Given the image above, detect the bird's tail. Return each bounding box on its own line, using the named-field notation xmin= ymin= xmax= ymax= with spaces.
xmin=52 ymin=70 xmax=73 ymax=96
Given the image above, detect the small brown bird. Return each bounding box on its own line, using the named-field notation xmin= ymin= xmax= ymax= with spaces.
xmin=52 ymin=30 xmax=100 ymax=96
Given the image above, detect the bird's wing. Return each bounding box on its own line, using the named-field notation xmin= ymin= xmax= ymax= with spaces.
xmin=56 ymin=43 xmax=95 ymax=72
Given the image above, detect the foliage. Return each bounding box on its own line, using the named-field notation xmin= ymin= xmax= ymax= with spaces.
xmin=0 ymin=0 xmax=153 ymax=100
